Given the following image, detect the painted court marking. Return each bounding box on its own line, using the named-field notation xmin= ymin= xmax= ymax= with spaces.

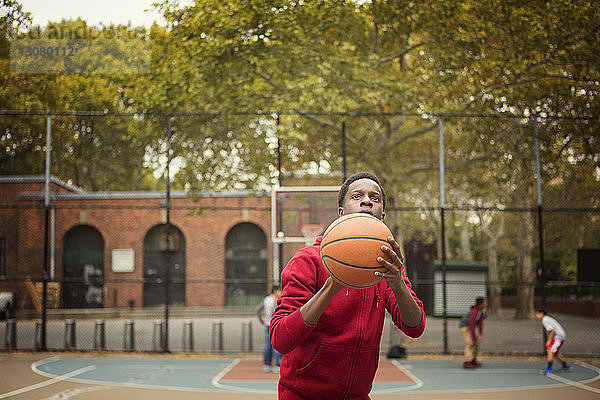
xmin=18 ymin=356 xmax=600 ymax=395
xmin=392 ymin=360 xmax=600 ymax=394
xmin=373 ymin=361 xmax=423 ymax=393
xmin=40 ymin=386 xmax=110 ymax=400
xmin=545 ymin=362 xmax=600 ymax=395
xmin=211 ymin=359 xmax=273 ymax=393
xmin=212 ymin=359 xmax=418 ymax=393
xmin=0 ymin=365 xmax=96 ymax=399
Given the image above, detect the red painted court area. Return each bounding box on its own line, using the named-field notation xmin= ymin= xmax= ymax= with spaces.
xmin=220 ymin=359 xmax=414 ymax=383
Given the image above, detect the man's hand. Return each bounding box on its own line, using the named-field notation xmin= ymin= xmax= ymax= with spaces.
xmin=375 ymin=235 xmax=423 ymax=329
xmin=375 ymin=235 xmax=405 ymax=289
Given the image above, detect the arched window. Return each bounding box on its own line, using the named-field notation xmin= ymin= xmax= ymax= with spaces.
xmin=225 ymin=223 xmax=267 ymax=306
xmin=63 ymin=225 xmax=104 ymax=308
xmin=143 ymin=224 xmax=186 ymax=307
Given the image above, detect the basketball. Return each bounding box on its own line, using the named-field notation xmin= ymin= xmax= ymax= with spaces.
xmin=320 ymin=213 xmax=394 ymax=288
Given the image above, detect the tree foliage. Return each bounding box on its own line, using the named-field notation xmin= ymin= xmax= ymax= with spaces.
xmin=2 ymin=0 xmax=599 ymax=316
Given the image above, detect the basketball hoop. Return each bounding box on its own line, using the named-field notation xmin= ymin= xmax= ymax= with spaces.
xmin=300 ymin=224 xmax=325 ymax=246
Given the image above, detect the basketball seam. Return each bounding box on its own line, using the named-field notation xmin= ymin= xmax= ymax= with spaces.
xmin=322 ymin=260 xmax=382 ymax=288
xmin=321 ymin=255 xmax=387 ymax=270
xmin=322 ymin=213 xmax=382 ymax=241
xmin=320 ymin=236 xmax=389 ymax=249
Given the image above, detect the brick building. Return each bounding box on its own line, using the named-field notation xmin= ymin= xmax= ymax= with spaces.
xmin=0 ymin=175 xmax=288 ymax=310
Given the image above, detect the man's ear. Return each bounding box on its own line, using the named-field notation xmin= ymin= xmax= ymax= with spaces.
xmin=338 ymin=207 xmax=344 ymax=217
xmin=381 ymin=211 xmax=385 ymax=220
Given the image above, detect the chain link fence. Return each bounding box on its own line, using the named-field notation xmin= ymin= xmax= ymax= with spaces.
xmin=1 ymin=111 xmax=599 ymax=356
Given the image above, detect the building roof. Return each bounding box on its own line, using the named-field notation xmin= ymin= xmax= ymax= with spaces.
xmin=1 ymin=175 xmax=269 ymax=200
xmin=0 ymin=175 xmax=86 ymax=194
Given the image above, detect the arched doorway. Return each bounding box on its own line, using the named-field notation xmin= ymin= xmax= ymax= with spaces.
xmin=62 ymin=225 xmax=104 ymax=308
xmin=143 ymin=224 xmax=186 ymax=307
xmin=225 ymin=223 xmax=267 ymax=306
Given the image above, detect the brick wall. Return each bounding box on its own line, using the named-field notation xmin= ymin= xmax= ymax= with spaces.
xmin=1 ymin=178 xmax=274 ymax=308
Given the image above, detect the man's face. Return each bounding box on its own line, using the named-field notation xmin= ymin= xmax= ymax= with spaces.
xmin=339 ymin=178 xmax=385 ymax=220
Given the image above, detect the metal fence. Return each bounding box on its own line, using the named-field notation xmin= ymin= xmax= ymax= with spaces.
xmin=1 ymin=278 xmax=599 ymax=356
xmin=1 ymin=111 xmax=599 ymax=356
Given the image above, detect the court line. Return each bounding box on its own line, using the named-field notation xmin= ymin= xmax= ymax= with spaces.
xmin=24 ymin=356 xmax=600 ymax=395
xmin=32 ymin=356 xmax=270 ymax=393
xmin=40 ymin=385 xmax=110 ymax=400
xmin=210 ymin=359 xmax=274 ymax=393
xmin=576 ymin=361 xmax=600 ymax=384
xmin=0 ymin=365 xmax=96 ymax=399
xmin=545 ymin=362 xmax=600 ymax=394
xmin=380 ymin=361 xmax=600 ymax=394
xmin=373 ymin=360 xmax=423 ymax=393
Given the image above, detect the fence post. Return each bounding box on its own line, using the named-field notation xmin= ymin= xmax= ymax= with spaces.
xmin=241 ymin=320 xmax=252 ymax=353
xmin=533 ymin=116 xmax=547 ymax=310
xmin=41 ymin=113 xmax=52 ymax=352
xmin=123 ymin=320 xmax=135 ymax=352
xmin=211 ymin=319 xmax=223 ymax=353
xmin=438 ymin=115 xmax=449 ymax=355
xmin=341 ymin=121 xmax=347 ymax=182
xmin=5 ymin=318 xmax=17 ymax=350
xmin=34 ymin=319 xmax=43 ymax=350
xmin=183 ymin=319 xmax=193 ymax=352
xmin=163 ymin=114 xmax=173 ymax=354
xmin=94 ymin=320 xmax=106 ymax=351
xmin=64 ymin=319 xmax=76 ymax=351
xmin=153 ymin=320 xmax=163 ymax=352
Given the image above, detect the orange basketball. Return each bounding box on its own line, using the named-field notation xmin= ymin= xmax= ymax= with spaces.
xmin=320 ymin=213 xmax=393 ymax=288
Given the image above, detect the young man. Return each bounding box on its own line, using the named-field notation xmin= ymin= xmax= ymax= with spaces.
xmin=535 ymin=309 xmax=570 ymax=374
xmin=257 ymin=285 xmax=283 ymax=373
xmin=270 ymin=172 xmax=426 ymax=400
xmin=459 ymin=297 xmax=487 ymax=369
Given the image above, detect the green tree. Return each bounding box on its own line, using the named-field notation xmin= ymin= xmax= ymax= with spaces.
xmin=150 ymin=0 xmax=600 ymax=317
xmin=1 ymin=18 xmax=165 ymax=191
xmin=3 ymin=0 xmax=599 ymax=317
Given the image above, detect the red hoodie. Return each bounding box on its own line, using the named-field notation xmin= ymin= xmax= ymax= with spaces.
xmin=459 ymin=304 xmax=485 ymax=341
xmin=270 ymin=237 xmax=425 ymax=400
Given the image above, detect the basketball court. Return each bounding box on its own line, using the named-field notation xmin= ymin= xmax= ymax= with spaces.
xmin=1 ymin=353 xmax=599 ymax=400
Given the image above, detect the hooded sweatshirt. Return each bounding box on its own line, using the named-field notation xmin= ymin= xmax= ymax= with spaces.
xmin=459 ymin=304 xmax=485 ymax=341
xmin=270 ymin=237 xmax=425 ymax=400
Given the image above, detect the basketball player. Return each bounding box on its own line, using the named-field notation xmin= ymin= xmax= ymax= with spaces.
xmin=270 ymin=172 xmax=425 ymax=400
xmin=535 ymin=309 xmax=570 ymax=374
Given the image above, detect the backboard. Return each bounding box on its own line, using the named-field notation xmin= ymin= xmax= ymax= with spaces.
xmin=271 ymin=186 xmax=340 ymax=245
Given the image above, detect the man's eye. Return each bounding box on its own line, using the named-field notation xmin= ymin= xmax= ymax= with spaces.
xmin=371 ymin=196 xmax=380 ymax=202
xmin=351 ymin=193 xmax=361 ymax=199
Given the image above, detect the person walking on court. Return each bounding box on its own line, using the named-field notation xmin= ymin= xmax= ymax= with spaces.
xmin=535 ymin=309 xmax=570 ymax=374
xmin=459 ymin=296 xmax=487 ymax=369
xmin=270 ymin=172 xmax=426 ymax=400
xmin=257 ymin=285 xmax=282 ymax=373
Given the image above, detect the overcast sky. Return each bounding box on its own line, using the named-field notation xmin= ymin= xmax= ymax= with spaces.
xmin=20 ymin=0 xmax=174 ymax=28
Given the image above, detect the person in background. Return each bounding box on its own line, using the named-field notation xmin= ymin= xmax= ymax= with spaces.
xmin=257 ymin=285 xmax=282 ymax=373
xmin=459 ymin=296 xmax=487 ymax=369
xmin=535 ymin=309 xmax=570 ymax=374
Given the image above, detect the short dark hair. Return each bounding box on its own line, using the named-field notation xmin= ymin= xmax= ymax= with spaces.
xmin=536 ymin=309 xmax=547 ymax=315
xmin=271 ymin=285 xmax=281 ymax=294
xmin=338 ymin=172 xmax=386 ymax=210
xmin=476 ymin=297 xmax=485 ymax=306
